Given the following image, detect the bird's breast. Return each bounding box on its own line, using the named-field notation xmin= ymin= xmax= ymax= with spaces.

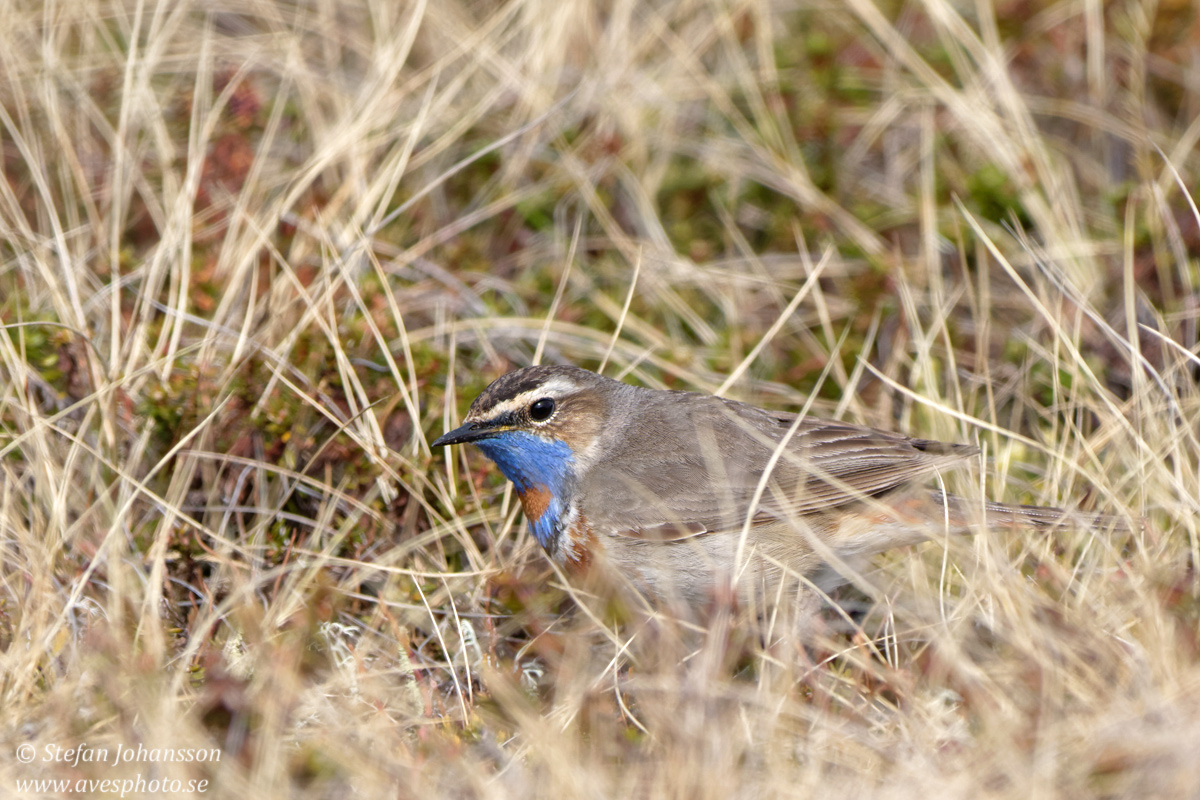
xmin=557 ymin=509 xmax=597 ymax=572
xmin=517 ymin=488 xmax=596 ymax=571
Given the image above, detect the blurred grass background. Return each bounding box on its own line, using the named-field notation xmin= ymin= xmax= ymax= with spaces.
xmin=1 ymin=0 xmax=1198 ymax=797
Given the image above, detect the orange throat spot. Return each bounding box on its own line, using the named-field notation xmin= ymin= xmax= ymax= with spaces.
xmin=518 ymin=485 xmax=553 ymax=524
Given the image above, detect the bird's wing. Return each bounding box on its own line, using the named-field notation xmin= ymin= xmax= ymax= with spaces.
xmin=766 ymin=416 xmax=976 ymax=514
xmin=581 ymin=394 xmax=977 ymax=541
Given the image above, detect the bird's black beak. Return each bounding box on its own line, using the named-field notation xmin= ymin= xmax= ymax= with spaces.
xmin=431 ymin=420 xmax=498 ymax=448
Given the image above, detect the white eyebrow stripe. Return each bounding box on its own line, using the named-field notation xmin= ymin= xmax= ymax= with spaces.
xmin=527 ymin=376 xmax=578 ymax=396
xmin=468 ymin=376 xmax=580 ymax=422
xmin=475 ymin=396 xmax=529 ymax=420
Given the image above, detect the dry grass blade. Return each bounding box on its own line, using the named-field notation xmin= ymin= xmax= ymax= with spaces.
xmin=0 ymin=0 xmax=1197 ymax=797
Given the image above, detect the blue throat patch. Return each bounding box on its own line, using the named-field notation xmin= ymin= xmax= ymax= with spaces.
xmin=473 ymin=431 xmax=575 ymax=551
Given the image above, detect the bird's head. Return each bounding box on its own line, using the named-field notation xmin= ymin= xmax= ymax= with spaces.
xmin=432 ymin=365 xmax=613 ymax=553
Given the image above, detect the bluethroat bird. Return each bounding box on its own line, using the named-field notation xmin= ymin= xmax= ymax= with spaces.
xmin=433 ymin=365 xmax=1123 ymax=611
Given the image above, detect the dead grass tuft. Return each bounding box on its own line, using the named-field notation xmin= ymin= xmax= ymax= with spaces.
xmin=1 ymin=0 xmax=1197 ymax=797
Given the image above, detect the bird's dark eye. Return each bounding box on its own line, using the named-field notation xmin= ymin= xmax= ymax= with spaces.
xmin=529 ymin=397 xmax=555 ymax=422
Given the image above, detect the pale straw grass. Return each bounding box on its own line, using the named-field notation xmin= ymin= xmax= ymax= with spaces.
xmin=0 ymin=0 xmax=1196 ymax=797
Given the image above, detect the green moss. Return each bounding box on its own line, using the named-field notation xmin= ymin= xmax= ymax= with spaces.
xmin=966 ymin=163 xmax=1033 ymax=228
xmin=515 ymin=190 xmax=556 ymax=232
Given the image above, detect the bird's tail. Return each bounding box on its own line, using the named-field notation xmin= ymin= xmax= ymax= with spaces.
xmin=937 ymin=492 xmax=1137 ymax=533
